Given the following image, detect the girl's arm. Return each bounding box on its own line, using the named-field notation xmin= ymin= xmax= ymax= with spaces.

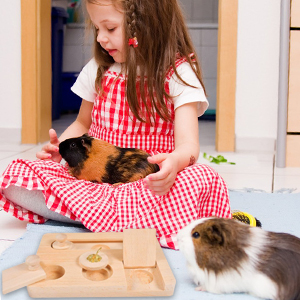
xmin=173 ymin=101 xmax=200 ymax=170
xmin=36 ymin=100 xmax=94 ymax=162
xmin=145 ymin=102 xmax=200 ymax=195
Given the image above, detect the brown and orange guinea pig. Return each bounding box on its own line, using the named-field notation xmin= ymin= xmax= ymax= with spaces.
xmin=177 ymin=217 xmax=300 ymax=300
xmin=59 ymin=134 xmax=159 ymax=184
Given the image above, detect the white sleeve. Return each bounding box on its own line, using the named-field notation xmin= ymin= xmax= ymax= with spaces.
xmin=71 ymin=58 xmax=98 ymax=103
xmin=169 ymin=62 xmax=209 ymax=117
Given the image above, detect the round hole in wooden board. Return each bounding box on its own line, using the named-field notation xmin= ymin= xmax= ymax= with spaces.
xmin=131 ymin=270 xmax=153 ymax=284
xmin=127 ymin=269 xmax=154 ymax=290
xmin=40 ymin=263 xmax=65 ymax=280
xmin=82 ymin=265 xmax=113 ymax=281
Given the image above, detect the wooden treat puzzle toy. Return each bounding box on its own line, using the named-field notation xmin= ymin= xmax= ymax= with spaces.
xmin=2 ymin=229 xmax=176 ymax=298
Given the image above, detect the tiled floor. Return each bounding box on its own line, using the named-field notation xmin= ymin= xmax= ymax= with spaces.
xmin=1 ymin=114 xmax=300 ymax=258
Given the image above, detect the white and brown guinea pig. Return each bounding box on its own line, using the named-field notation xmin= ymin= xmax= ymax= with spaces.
xmin=59 ymin=134 xmax=159 ymax=184
xmin=177 ymin=217 xmax=300 ymax=300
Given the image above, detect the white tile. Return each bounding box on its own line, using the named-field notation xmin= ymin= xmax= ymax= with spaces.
xmin=189 ymin=29 xmax=201 ymax=47
xmin=64 ymin=27 xmax=85 ymax=46
xmin=221 ymin=172 xmax=273 ymax=193
xmin=200 ymin=46 xmax=218 ymax=79
xmin=198 ymin=151 xmax=274 ymax=176
xmin=9 ymin=148 xmax=39 ymax=161
xmin=202 ymin=29 xmax=218 ymax=46
xmin=192 ymin=0 xmax=214 ymax=22
xmin=63 ymin=45 xmax=84 ymax=72
xmin=83 ymin=45 xmax=93 ymax=65
xmin=195 ymin=46 xmax=202 ymax=62
xmin=0 ymin=210 xmax=27 ymax=240
xmin=179 ymin=0 xmax=193 ymax=21
xmin=83 ymin=28 xmax=94 ymax=45
xmin=203 ymin=78 xmax=217 ymax=109
xmin=274 ymin=166 xmax=300 ymax=176
xmin=273 ymin=175 xmax=300 ymax=193
xmin=236 ymin=137 xmax=276 ymax=152
xmin=0 ymin=128 xmax=21 ymax=144
xmin=0 ymin=240 xmax=15 ymax=256
xmin=0 ymin=161 xmax=9 ymax=174
xmin=198 ymin=120 xmax=216 ymax=147
xmin=212 ymin=0 xmax=219 ymax=23
xmin=0 ymin=143 xmax=35 ymax=153
xmin=0 ymin=152 xmax=17 ymax=160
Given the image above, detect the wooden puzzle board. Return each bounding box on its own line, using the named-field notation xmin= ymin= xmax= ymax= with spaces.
xmin=27 ymin=232 xmax=176 ymax=298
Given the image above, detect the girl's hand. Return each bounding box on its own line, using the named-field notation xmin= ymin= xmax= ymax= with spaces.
xmin=36 ymin=129 xmax=62 ymax=163
xmin=144 ymin=153 xmax=179 ymax=196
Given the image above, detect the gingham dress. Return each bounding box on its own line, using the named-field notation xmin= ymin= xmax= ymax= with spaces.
xmin=0 ymin=58 xmax=231 ymax=249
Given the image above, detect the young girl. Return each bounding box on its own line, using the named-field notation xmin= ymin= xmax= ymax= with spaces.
xmin=0 ymin=0 xmax=231 ymax=249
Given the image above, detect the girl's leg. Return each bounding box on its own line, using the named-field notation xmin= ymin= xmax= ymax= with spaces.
xmin=3 ymin=186 xmax=80 ymax=224
xmin=130 ymin=164 xmax=231 ymax=249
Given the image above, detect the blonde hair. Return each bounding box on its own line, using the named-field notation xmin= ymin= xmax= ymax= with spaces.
xmin=84 ymin=0 xmax=206 ymax=123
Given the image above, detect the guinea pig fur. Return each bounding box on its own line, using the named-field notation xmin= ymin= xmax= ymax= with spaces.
xmin=59 ymin=134 xmax=159 ymax=184
xmin=177 ymin=217 xmax=300 ymax=300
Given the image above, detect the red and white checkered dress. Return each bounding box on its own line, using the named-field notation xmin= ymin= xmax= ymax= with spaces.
xmin=0 ymin=58 xmax=231 ymax=249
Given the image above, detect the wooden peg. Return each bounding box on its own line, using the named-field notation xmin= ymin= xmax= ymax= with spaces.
xmin=52 ymin=233 xmax=73 ymax=250
xmin=2 ymin=255 xmax=46 ymax=295
xmin=25 ymin=255 xmax=41 ymax=271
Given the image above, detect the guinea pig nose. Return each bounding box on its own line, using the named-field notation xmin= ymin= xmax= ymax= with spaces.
xmin=192 ymin=232 xmax=200 ymax=239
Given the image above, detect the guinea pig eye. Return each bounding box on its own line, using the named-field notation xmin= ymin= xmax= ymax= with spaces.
xmin=192 ymin=232 xmax=200 ymax=239
xmin=70 ymin=142 xmax=76 ymax=149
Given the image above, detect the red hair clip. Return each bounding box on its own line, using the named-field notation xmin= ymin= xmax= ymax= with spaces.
xmin=128 ymin=37 xmax=138 ymax=48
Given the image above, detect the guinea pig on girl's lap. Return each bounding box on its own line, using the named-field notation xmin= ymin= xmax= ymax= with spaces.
xmin=177 ymin=217 xmax=300 ymax=300
xmin=59 ymin=134 xmax=159 ymax=184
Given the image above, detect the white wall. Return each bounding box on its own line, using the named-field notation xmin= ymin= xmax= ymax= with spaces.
xmin=235 ymin=0 xmax=281 ymax=151
xmin=0 ymin=0 xmax=22 ymax=143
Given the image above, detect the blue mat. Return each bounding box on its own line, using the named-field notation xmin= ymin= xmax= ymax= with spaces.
xmin=1 ymin=191 xmax=300 ymax=300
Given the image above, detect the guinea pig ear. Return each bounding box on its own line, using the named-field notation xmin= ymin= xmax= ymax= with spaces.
xmin=206 ymin=224 xmax=224 ymax=246
xmin=81 ymin=138 xmax=91 ymax=151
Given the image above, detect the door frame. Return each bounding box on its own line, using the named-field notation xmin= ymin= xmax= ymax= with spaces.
xmin=216 ymin=0 xmax=238 ymax=152
xmin=21 ymin=0 xmax=238 ymax=150
xmin=21 ymin=0 xmax=52 ymax=144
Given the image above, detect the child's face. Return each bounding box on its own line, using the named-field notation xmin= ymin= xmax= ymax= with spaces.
xmin=86 ymin=1 xmax=125 ymax=63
